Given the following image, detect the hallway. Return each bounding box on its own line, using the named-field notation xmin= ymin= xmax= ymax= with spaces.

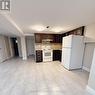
xmin=0 ymin=58 xmax=90 ymax=95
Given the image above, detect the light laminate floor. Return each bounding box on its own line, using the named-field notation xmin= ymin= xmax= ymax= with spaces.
xmin=0 ymin=58 xmax=91 ymax=95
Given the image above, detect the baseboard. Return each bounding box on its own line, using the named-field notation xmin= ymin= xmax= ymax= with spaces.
xmin=83 ymin=66 xmax=90 ymax=72
xmin=86 ymin=86 xmax=95 ymax=95
xmin=7 ymin=56 xmax=12 ymax=59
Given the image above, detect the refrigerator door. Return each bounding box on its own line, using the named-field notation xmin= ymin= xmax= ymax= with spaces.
xmin=62 ymin=35 xmax=72 ymax=48
xmin=70 ymin=36 xmax=84 ymax=69
xmin=61 ymin=48 xmax=71 ymax=70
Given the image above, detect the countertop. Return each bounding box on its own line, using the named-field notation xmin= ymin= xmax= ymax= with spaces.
xmin=35 ymin=43 xmax=62 ymax=51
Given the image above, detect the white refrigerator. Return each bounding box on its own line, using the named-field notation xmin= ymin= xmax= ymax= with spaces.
xmin=61 ymin=35 xmax=84 ymax=70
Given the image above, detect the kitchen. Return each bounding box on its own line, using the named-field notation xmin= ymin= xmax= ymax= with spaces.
xmin=34 ymin=26 xmax=84 ymax=66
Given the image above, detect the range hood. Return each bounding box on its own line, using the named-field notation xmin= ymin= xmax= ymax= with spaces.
xmin=42 ymin=39 xmax=53 ymax=44
xmin=42 ymin=39 xmax=53 ymax=42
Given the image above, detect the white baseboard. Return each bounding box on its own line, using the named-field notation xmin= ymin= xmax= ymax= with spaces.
xmin=83 ymin=66 xmax=90 ymax=72
xmin=86 ymin=86 xmax=95 ymax=95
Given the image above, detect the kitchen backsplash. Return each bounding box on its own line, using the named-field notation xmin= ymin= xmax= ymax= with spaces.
xmin=35 ymin=43 xmax=62 ymax=50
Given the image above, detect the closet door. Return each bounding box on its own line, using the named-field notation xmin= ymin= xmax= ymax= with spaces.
xmin=83 ymin=43 xmax=95 ymax=72
xmin=0 ymin=36 xmax=7 ymax=63
xmin=0 ymin=38 xmax=3 ymax=63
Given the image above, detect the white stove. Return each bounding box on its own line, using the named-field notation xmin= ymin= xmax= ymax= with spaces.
xmin=42 ymin=45 xmax=53 ymax=62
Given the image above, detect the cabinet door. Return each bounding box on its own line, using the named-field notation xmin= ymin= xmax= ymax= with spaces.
xmin=36 ymin=50 xmax=43 ymax=62
xmin=53 ymin=50 xmax=61 ymax=61
xmin=53 ymin=34 xmax=62 ymax=43
xmin=35 ymin=34 xmax=42 ymax=43
xmin=42 ymin=34 xmax=54 ymax=40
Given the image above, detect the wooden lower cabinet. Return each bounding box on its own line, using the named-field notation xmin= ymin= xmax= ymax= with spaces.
xmin=36 ymin=50 xmax=62 ymax=62
xmin=36 ymin=50 xmax=43 ymax=62
xmin=53 ymin=50 xmax=62 ymax=61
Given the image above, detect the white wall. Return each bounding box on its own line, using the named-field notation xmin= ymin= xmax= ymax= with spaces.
xmin=21 ymin=36 xmax=27 ymax=60
xmin=26 ymin=36 xmax=35 ymax=56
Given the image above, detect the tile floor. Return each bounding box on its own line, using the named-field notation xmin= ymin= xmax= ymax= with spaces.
xmin=0 ymin=58 xmax=91 ymax=95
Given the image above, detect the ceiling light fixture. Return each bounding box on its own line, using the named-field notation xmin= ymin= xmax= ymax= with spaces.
xmin=30 ymin=25 xmax=46 ymax=31
xmin=51 ymin=27 xmax=63 ymax=33
xmin=30 ymin=25 xmax=63 ymax=33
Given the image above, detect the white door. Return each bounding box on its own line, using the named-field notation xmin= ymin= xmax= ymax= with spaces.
xmin=83 ymin=43 xmax=95 ymax=71
xmin=0 ymin=39 xmax=3 ymax=63
xmin=62 ymin=48 xmax=71 ymax=70
xmin=0 ymin=37 xmax=7 ymax=63
xmin=62 ymin=35 xmax=72 ymax=48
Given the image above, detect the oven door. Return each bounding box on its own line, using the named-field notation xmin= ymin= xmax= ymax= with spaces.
xmin=43 ymin=50 xmax=53 ymax=62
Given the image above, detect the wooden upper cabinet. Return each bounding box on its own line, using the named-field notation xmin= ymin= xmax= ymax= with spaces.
xmin=35 ymin=27 xmax=84 ymax=43
xmin=35 ymin=34 xmax=54 ymax=43
xmin=62 ymin=26 xmax=85 ymax=37
xmin=42 ymin=34 xmax=54 ymax=40
xmin=35 ymin=33 xmax=62 ymax=43
xmin=35 ymin=34 xmax=42 ymax=43
xmin=53 ymin=34 xmax=62 ymax=43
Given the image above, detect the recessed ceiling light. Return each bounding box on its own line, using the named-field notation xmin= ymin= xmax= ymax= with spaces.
xmin=30 ymin=25 xmax=45 ymax=31
xmin=30 ymin=25 xmax=63 ymax=33
xmin=51 ymin=27 xmax=63 ymax=32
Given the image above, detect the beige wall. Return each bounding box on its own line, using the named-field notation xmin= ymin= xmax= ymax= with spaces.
xmin=84 ymin=23 xmax=95 ymax=42
xmin=83 ymin=23 xmax=95 ymax=72
xmin=4 ymin=37 xmax=11 ymax=59
xmin=0 ymin=36 xmax=7 ymax=62
xmin=0 ymin=35 xmax=13 ymax=63
xmin=88 ymin=48 xmax=95 ymax=93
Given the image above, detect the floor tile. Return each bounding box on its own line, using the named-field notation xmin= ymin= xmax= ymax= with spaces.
xmin=0 ymin=58 xmax=90 ymax=95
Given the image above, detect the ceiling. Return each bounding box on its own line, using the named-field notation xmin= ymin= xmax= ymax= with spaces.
xmin=0 ymin=0 xmax=95 ymax=36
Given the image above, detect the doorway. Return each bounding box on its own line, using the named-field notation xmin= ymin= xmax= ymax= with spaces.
xmin=11 ymin=38 xmax=19 ymax=57
xmin=26 ymin=36 xmax=35 ymax=61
